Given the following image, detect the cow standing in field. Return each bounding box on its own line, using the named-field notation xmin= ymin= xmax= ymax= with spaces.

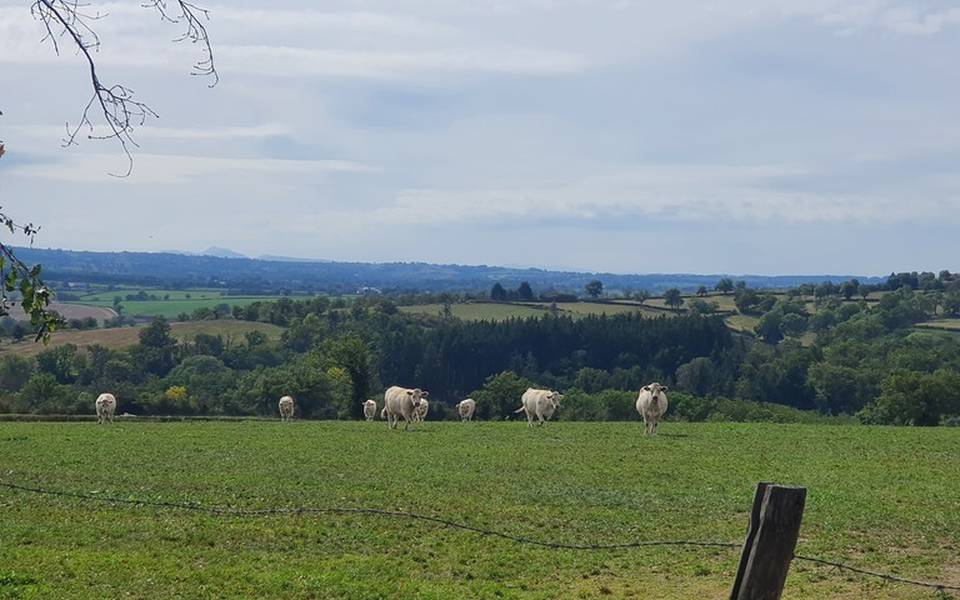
xmin=279 ymin=396 xmax=295 ymax=422
xmin=383 ymin=386 xmax=428 ymax=431
xmin=413 ymin=398 xmax=429 ymax=422
xmin=636 ymin=383 xmax=669 ymax=436
xmin=363 ymin=399 xmax=378 ymax=421
xmin=456 ymin=398 xmax=476 ymax=422
xmin=95 ymin=393 xmax=117 ymax=424
xmin=515 ymin=388 xmax=563 ymax=427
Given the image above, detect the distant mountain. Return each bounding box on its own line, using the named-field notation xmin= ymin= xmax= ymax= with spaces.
xmin=257 ymin=254 xmax=331 ymax=263
xmin=202 ymin=247 xmax=247 ymax=259
xmin=16 ymin=247 xmax=885 ymax=294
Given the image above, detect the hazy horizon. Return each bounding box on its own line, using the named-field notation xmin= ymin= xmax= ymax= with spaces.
xmin=2 ymin=1 xmax=959 ymax=275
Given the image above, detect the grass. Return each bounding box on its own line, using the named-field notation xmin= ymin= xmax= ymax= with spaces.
xmin=77 ymin=289 xmax=228 ymax=302
xmin=1 ymin=422 xmax=959 ymax=599
xmin=400 ymin=302 xmax=664 ymax=322
xmin=73 ymin=297 xmax=279 ymax=319
xmin=0 ymin=320 xmax=284 ymax=357
xmin=400 ymin=303 xmax=549 ymax=321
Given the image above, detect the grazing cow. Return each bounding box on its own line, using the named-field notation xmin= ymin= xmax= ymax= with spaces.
xmin=636 ymin=383 xmax=669 ymax=436
xmin=514 ymin=388 xmax=563 ymax=427
xmin=456 ymin=398 xmax=476 ymax=422
xmin=363 ymin=399 xmax=378 ymax=421
xmin=279 ymin=396 xmax=295 ymax=422
xmin=383 ymin=386 xmax=428 ymax=431
xmin=413 ymin=398 xmax=429 ymax=422
xmin=95 ymin=393 xmax=117 ymax=424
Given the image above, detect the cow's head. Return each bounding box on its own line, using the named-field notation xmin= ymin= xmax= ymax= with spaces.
xmin=647 ymin=383 xmax=668 ymax=396
xmin=549 ymin=391 xmax=564 ymax=409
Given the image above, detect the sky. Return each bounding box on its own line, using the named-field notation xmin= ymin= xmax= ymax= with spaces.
xmin=1 ymin=0 xmax=959 ymax=276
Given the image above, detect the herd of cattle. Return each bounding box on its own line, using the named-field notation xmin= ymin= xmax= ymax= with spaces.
xmin=93 ymin=383 xmax=671 ymax=434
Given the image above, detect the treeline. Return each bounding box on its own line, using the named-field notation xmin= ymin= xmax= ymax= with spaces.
xmin=2 ymin=279 xmax=960 ymax=425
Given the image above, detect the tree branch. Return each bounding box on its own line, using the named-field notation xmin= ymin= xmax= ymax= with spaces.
xmin=29 ymin=0 xmax=218 ymax=176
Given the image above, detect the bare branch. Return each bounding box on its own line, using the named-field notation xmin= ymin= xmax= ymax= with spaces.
xmin=29 ymin=0 xmax=218 ymax=175
xmin=143 ymin=1 xmax=219 ymax=86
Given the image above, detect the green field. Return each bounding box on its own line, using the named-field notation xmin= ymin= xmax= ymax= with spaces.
xmin=76 ymin=289 xmax=229 ymax=302
xmin=2 ymin=422 xmax=958 ymax=599
xmin=72 ymin=297 xmax=279 ymax=319
xmin=0 ymin=320 xmax=285 ymax=356
xmin=400 ymin=302 xmax=664 ymax=322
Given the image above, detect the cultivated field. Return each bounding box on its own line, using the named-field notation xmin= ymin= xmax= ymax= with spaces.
xmin=915 ymin=319 xmax=960 ymax=332
xmin=4 ymin=302 xmax=117 ymax=323
xmin=0 ymin=321 xmax=284 ymax=356
xmin=1 ymin=422 xmax=958 ymax=599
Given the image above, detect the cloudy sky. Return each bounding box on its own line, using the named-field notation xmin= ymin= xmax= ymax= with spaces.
xmin=1 ymin=0 xmax=959 ymax=275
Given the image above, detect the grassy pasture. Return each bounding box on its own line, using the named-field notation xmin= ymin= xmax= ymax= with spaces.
xmin=0 ymin=320 xmax=284 ymax=356
xmin=77 ymin=289 xmax=227 ymax=302
xmin=1 ymin=422 xmax=958 ymax=599
xmin=400 ymin=302 xmax=664 ymax=322
xmin=72 ymin=297 xmax=278 ymax=319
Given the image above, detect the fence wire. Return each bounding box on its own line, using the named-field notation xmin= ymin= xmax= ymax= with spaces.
xmin=2 ymin=480 xmax=959 ymax=592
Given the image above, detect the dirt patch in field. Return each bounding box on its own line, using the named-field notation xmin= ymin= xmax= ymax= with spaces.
xmin=0 ymin=320 xmax=283 ymax=356
xmin=4 ymin=303 xmax=117 ymax=323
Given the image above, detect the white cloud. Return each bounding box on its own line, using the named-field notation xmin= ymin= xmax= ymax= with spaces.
xmin=4 ymin=153 xmax=375 ymax=184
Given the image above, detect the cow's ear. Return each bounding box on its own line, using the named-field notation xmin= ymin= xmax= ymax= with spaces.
xmin=661 ymin=386 xmax=669 ymax=392
xmin=642 ymin=386 xmax=650 ymax=391
xmin=422 ymin=391 xmax=429 ymax=397
xmin=406 ymin=390 xmax=413 ymax=396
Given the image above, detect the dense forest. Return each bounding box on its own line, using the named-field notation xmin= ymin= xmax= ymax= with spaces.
xmin=2 ymin=270 xmax=959 ymax=426
xmin=15 ymin=247 xmax=881 ymax=294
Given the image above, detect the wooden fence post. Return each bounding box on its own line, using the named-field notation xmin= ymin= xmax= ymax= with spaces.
xmin=729 ymin=483 xmax=807 ymax=600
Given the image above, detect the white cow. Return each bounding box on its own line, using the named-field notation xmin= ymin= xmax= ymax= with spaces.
xmin=383 ymin=386 xmax=428 ymax=430
xmin=95 ymin=393 xmax=117 ymax=424
xmin=363 ymin=399 xmax=378 ymax=421
xmin=456 ymin=398 xmax=476 ymax=422
xmin=279 ymin=396 xmax=295 ymax=422
xmin=636 ymin=383 xmax=669 ymax=436
xmin=515 ymin=388 xmax=563 ymax=427
xmin=413 ymin=398 xmax=430 ymax=422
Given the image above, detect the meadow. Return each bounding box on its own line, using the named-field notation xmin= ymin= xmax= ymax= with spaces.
xmin=1 ymin=421 xmax=958 ymax=599
xmin=0 ymin=321 xmax=284 ymax=356
xmin=400 ymin=302 xmax=665 ymax=322
xmin=68 ymin=290 xmax=285 ymax=319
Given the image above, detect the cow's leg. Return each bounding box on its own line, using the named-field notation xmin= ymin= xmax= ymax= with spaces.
xmin=526 ymin=411 xmax=534 ymax=427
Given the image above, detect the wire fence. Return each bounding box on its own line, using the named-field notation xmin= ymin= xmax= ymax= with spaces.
xmin=2 ymin=480 xmax=958 ymax=593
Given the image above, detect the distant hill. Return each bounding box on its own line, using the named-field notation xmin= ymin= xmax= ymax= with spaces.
xmin=202 ymin=246 xmax=247 ymax=259
xmin=16 ymin=247 xmax=884 ymax=294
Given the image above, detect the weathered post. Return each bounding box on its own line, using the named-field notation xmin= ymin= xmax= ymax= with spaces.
xmin=729 ymin=483 xmax=807 ymax=600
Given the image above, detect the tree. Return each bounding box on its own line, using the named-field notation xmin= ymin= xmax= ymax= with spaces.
xmin=663 ymin=288 xmax=684 ymax=310
xmin=715 ymin=278 xmax=735 ymax=294
xmin=517 ymin=282 xmax=535 ymax=301
xmin=133 ymin=317 xmax=177 ymax=376
xmin=840 ymin=280 xmax=859 ymax=301
xmin=0 ymin=209 xmax=60 ymax=341
xmin=755 ymin=311 xmax=784 ymax=343
xmin=585 ymin=280 xmax=604 ymax=298
xmin=696 ymin=285 xmax=708 ymax=297
xmin=675 ymin=357 xmax=718 ymax=396
xmin=779 ymin=313 xmax=808 ymax=338
xmin=331 ymin=337 xmax=374 ymax=420
xmin=634 ymin=290 xmax=651 ymax=305
xmin=490 ymin=283 xmax=508 ymax=302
